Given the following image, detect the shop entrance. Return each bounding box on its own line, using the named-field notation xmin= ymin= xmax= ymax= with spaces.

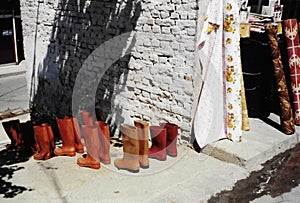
xmin=0 ymin=18 xmax=15 ymax=65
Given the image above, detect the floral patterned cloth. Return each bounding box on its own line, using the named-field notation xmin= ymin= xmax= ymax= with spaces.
xmin=193 ymin=0 xmax=244 ymax=147
xmin=223 ymin=0 xmax=243 ymax=141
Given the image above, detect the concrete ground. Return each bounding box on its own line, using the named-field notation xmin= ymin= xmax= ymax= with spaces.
xmin=0 ymin=62 xmax=299 ymax=202
xmin=0 ymin=114 xmax=299 ymax=202
xmin=0 ymin=61 xmax=29 ymax=114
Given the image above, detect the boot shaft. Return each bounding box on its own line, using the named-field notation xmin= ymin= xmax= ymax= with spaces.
xmin=149 ymin=126 xmax=167 ymax=148
xmin=56 ymin=117 xmax=75 ymax=145
xmin=33 ymin=126 xmax=50 ymax=152
xmin=81 ymin=125 xmax=101 ymax=161
xmin=134 ymin=120 xmax=149 ymax=168
xmin=80 ymin=110 xmax=94 ymax=126
xmin=120 ymin=124 xmax=139 ymax=157
xmin=161 ymin=122 xmax=178 ymax=157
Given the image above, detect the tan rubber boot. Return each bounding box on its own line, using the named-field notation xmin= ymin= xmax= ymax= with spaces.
xmin=114 ymin=124 xmax=139 ymax=173
xmin=134 ymin=120 xmax=149 ymax=169
xmin=77 ymin=125 xmax=101 ymax=169
xmin=54 ymin=118 xmax=76 ymax=157
xmin=95 ymin=121 xmax=111 ymax=165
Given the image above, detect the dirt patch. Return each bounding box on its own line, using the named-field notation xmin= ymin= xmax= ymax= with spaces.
xmin=208 ymin=144 xmax=300 ymax=202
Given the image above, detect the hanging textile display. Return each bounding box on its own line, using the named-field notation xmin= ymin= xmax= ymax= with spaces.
xmin=193 ymin=0 xmax=226 ymax=148
xmin=283 ymin=19 xmax=300 ymax=125
xmin=223 ymin=0 xmax=243 ymax=141
xmin=241 ymin=71 xmax=250 ymax=131
xmin=193 ymin=0 xmax=244 ymax=147
xmin=265 ymin=24 xmax=295 ymax=135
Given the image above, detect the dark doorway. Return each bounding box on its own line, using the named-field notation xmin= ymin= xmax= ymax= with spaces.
xmin=0 ymin=18 xmax=15 ymax=64
xmin=0 ymin=0 xmax=25 ymax=65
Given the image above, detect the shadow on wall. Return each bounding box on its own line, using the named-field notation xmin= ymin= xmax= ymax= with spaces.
xmin=30 ymin=0 xmax=141 ymax=135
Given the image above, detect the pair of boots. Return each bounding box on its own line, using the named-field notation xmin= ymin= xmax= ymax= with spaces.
xmin=148 ymin=123 xmax=178 ymax=161
xmin=54 ymin=116 xmax=84 ymax=157
xmin=2 ymin=119 xmax=35 ymax=152
xmin=114 ymin=120 xmax=149 ymax=173
xmin=77 ymin=111 xmax=111 ymax=169
xmin=33 ymin=123 xmax=55 ymax=160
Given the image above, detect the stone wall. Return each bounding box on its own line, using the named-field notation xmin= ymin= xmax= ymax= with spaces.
xmin=20 ymin=0 xmax=199 ymax=141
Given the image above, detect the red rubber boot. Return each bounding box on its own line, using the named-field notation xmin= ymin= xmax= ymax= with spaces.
xmin=148 ymin=126 xmax=167 ymax=161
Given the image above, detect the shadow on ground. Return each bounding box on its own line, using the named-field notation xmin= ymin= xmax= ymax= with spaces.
xmin=0 ymin=147 xmax=33 ymax=198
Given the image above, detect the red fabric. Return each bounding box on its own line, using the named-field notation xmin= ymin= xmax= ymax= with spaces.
xmin=283 ymin=19 xmax=300 ymax=124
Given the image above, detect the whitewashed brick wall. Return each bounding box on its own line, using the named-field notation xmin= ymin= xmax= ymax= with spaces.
xmin=20 ymin=0 xmax=200 ymax=141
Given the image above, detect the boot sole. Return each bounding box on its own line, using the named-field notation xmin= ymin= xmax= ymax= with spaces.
xmin=140 ymin=164 xmax=149 ymax=169
xmin=54 ymin=152 xmax=76 ymax=157
xmin=76 ymin=149 xmax=84 ymax=154
xmin=100 ymin=159 xmax=111 ymax=165
xmin=116 ymin=167 xmax=140 ymax=173
xmin=77 ymin=162 xmax=101 ymax=169
xmin=167 ymin=152 xmax=177 ymax=157
xmin=149 ymin=154 xmax=166 ymax=161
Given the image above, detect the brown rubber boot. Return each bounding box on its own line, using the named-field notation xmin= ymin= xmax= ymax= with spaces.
xmin=33 ymin=125 xmax=51 ymax=160
xmin=95 ymin=108 xmax=104 ymax=121
xmin=19 ymin=121 xmax=35 ymax=153
xmin=54 ymin=117 xmax=76 ymax=157
xmin=95 ymin=121 xmax=111 ymax=165
xmin=2 ymin=119 xmax=22 ymax=150
xmin=41 ymin=123 xmax=55 ymax=156
xmin=77 ymin=125 xmax=101 ymax=169
xmin=134 ymin=120 xmax=149 ymax=169
xmin=114 ymin=124 xmax=139 ymax=173
xmin=69 ymin=117 xmax=84 ymax=154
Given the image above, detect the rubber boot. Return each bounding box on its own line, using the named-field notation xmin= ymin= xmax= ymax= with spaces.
xmin=80 ymin=110 xmax=94 ymax=126
xmin=95 ymin=121 xmax=111 ymax=165
xmin=33 ymin=125 xmax=51 ymax=160
xmin=69 ymin=117 xmax=84 ymax=153
xmin=2 ymin=119 xmax=22 ymax=150
xmin=54 ymin=118 xmax=76 ymax=157
xmin=20 ymin=121 xmax=35 ymax=153
xmin=161 ymin=123 xmax=178 ymax=157
xmin=95 ymin=108 xmax=104 ymax=121
xmin=41 ymin=123 xmax=55 ymax=156
xmin=77 ymin=125 xmax=101 ymax=169
xmin=134 ymin=120 xmax=149 ymax=169
xmin=148 ymin=126 xmax=167 ymax=161
xmin=114 ymin=124 xmax=140 ymax=173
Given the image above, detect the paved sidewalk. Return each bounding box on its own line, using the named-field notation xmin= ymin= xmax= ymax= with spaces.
xmin=0 ymin=61 xmax=29 ymax=115
xmin=0 ymin=113 xmax=299 ymax=202
xmin=0 ymin=61 xmax=299 ymax=202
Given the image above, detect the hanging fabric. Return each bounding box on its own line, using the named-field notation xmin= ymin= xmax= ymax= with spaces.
xmin=223 ymin=0 xmax=243 ymax=141
xmin=283 ymin=19 xmax=300 ymax=125
xmin=193 ymin=0 xmax=244 ymax=147
xmin=241 ymin=71 xmax=250 ymax=131
xmin=265 ymin=24 xmax=295 ymax=135
xmin=193 ymin=0 xmax=226 ymax=148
